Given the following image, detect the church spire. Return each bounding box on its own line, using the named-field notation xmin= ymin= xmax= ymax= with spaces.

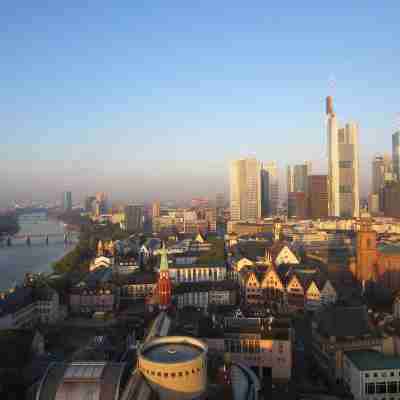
xmin=159 ymin=242 xmax=169 ymax=272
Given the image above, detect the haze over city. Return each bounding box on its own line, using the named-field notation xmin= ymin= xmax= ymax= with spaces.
xmin=1 ymin=1 xmax=399 ymax=205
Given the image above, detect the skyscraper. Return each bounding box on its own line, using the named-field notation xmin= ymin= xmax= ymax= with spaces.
xmin=261 ymin=161 xmax=279 ymax=216
xmin=287 ymin=166 xmax=294 ymax=194
xmin=392 ymin=131 xmax=400 ymax=181
xmin=62 ymin=191 xmax=72 ymax=212
xmin=287 ymin=162 xmax=311 ymax=194
xmin=308 ymin=175 xmax=328 ymax=219
xmin=372 ymin=154 xmax=392 ymax=195
xmin=230 ymin=158 xmax=261 ymax=221
xmin=124 ymin=204 xmax=144 ymax=232
xmin=327 ymin=96 xmax=359 ymax=218
xmin=338 ymin=122 xmax=359 ymax=217
xmin=327 ymin=96 xmax=340 ymax=217
xmin=152 ymin=201 xmax=160 ymax=218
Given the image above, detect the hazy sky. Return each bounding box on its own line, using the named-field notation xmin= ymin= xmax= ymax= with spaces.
xmin=1 ymin=1 xmax=399 ymax=205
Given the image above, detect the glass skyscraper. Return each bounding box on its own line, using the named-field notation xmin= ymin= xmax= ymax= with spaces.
xmin=392 ymin=131 xmax=400 ymax=181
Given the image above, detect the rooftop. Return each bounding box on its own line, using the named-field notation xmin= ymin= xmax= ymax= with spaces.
xmin=314 ymin=304 xmax=378 ymax=339
xmin=346 ymin=350 xmax=400 ymax=371
xmin=143 ymin=343 xmax=202 ymax=363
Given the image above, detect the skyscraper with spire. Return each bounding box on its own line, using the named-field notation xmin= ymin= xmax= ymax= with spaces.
xmin=327 ymin=96 xmax=340 ymax=217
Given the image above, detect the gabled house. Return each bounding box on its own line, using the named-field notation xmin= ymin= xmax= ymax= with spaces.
xmin=266 ymin=242 xmax=300 ymax=266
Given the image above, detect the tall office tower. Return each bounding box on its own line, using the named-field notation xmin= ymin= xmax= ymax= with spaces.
xmin=95 ymin=192 xmax=108 ymax=216
xmin=287 ymin=166 xmax=294 ymax=194
xmin=216 ymin=193 xmax=225 ymax=209
xmin=230 ymin=158 xmax=261 ymax=221
xmin=372 ymin=154 xmax=392 ymax=195
xmin=152 ymin=201 xmax=160 ymax=218
xmin=287 ymin=162 xmax=311 ymax=194
xmin=327 ymin=96 xmax=340 ymax=217
xmin=84 ymin=195 xmax=96 ymax=213
xmin=338 ymin=122 xmax=359 ymax=217
xmin=327 ymin=96 xmax=359 ymax=218
xmin=287 ymin=192 xmax=307 ymax=219
xmin=124 ymin=204 xmax=144 ymax=232
xmin=62 ymin=191 xmax=72 ymax=212
xmin=261 ymin=161 xmax=279 ymax=216
xmin=392 ymin=131 xmax=400 ymax=181
xmin=308 ymin=175 xmax=328 ymax=219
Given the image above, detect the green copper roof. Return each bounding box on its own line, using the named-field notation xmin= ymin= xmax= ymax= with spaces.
xmin=346 ymin=350 xmax=400 ymax=371
xmin=159 ymin=243 xmax=169 ymax=272
xmin=378 ymin=244 xmax=400 ymax=255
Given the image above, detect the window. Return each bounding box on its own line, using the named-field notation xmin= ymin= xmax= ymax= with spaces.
xmin=365 ymin=373 xmax=370 ymax=378
xmin=388 ymin=382 xmax=397 ymax=393
xmin=391 ymin=372 xmax=395 ymax=377
xmin=179 ymin=372 xmax=183 ymax=377
xmin=365 ymin=383 xmax=375 ymax=394
xmin=151 ymin=371 xmax=155 ymax=375
xmin=376 ymin=382 xmax=387 ymax=394
xmin=192 ymin=369 xmax=195 ymax=374
xmin=164 ymin=373 xmax=168 ymax=378
xmin=382 ymin=372 xmax=387 ymax=377
xmin=185 ymin=371 xmax=189 ymax=376
xmin=157 ymin=372 xmax=161 ymax=377
xmin=374 ymin=373 xmax=378 ymax=377
xmin=171 ymin=373 xmax=176 ymax=378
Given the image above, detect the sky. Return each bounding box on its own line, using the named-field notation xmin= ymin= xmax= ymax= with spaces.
xmin=0 ymin=1 xmax=399 ymax=205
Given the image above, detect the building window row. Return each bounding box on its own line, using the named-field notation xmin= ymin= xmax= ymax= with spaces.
xmin=365 ymin=381 xmax=400 ymax=395
xmin=145 ymin=366 xmax=203 ymax=379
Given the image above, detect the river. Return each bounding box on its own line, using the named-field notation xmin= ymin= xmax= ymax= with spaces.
xmin=0 ymin=212 xmax=77 ymax=292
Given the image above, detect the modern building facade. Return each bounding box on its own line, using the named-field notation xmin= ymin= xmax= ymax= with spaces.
xmin=287 ymin=162 xmax=311 ymax=194
xmin=261 ymin=161 xmax=279 ymax=217
xmin=287 ymin=192 xmax=307 ymax=219
xmin=392 ymin=131 xmax=400 ymax=181
xmin=62 ymin=191 xmax=72 ymax=212
xmin=372 ymin=154 xmax=392 ymax=196
xmin=308 ymin=175 xmax=329 ymax=219
xmin=230 ymin=158 xmax=261 ymax=221
xmin=124 ymin=204 xmax=144 ymax=232
xmin=338 ymin=122 xmax=360 ymax=217
xmin=327 ymin=96 xmax=359 ymax=218
xmin=343 ymin=350 xmax=400 ymax=400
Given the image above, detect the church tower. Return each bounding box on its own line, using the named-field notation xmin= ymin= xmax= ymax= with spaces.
xmin=157 ymin=243 xmax=172 ymax=309
xmin=355 ymin=219 xmax=378 ymax=283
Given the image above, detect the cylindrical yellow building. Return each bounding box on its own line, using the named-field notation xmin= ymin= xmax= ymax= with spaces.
xmin=138 ymin=336 xmax=207 ymax=400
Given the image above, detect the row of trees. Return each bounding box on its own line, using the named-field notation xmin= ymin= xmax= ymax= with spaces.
xmin=52 ymin=221 xmax=130 ymax=274
xmin=0 ymin=214 xmax=19 ymax=237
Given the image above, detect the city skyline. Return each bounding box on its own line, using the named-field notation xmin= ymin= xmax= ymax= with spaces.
xmin=0 ymin=2 xmax=399 ymax=205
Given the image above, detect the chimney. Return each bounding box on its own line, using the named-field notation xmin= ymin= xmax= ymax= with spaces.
xmin=326 ymin=96 xmax=334 ymax=115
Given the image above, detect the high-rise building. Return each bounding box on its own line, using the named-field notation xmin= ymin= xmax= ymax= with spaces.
xmin=95 ymin=192 xmax=108 ymax=216
xmin=288 ymin=192 xmax=307 ymax=219
xmin=338 ymin=122 xmax=359 ymax=217
xmin=230 ymin=158 xmax=261 ymax=221
xmin=327 ymin=96 xmax=359 ymax=218
xmin=382 ymin=182 xmax=400 ymax=218
xmin=392 ymin=131 xmax=400 ymax=181
xmin=152 ymin=201 xmax=160 ymax=218
xmin=124 ymin=204 xmax=144 ymax=232
xmin=372 ymin=154 xmax=392 ymax=195
xmin=62 ymin=191 xmax=72 ymax=212
xmin=261 ymin=161 xmax=279 ymax=217
xmin=216 ymin=193 xmax=225 ymax=209
xmin=287 ymin=162 xmax=311 ymax=194
xmin=84 ymin=195 xmax=96 ymax=213
xmin=287 ymin=166 xmax=294 ymax=194
xmin=308 ymin=175 xmax=328 ymax=219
